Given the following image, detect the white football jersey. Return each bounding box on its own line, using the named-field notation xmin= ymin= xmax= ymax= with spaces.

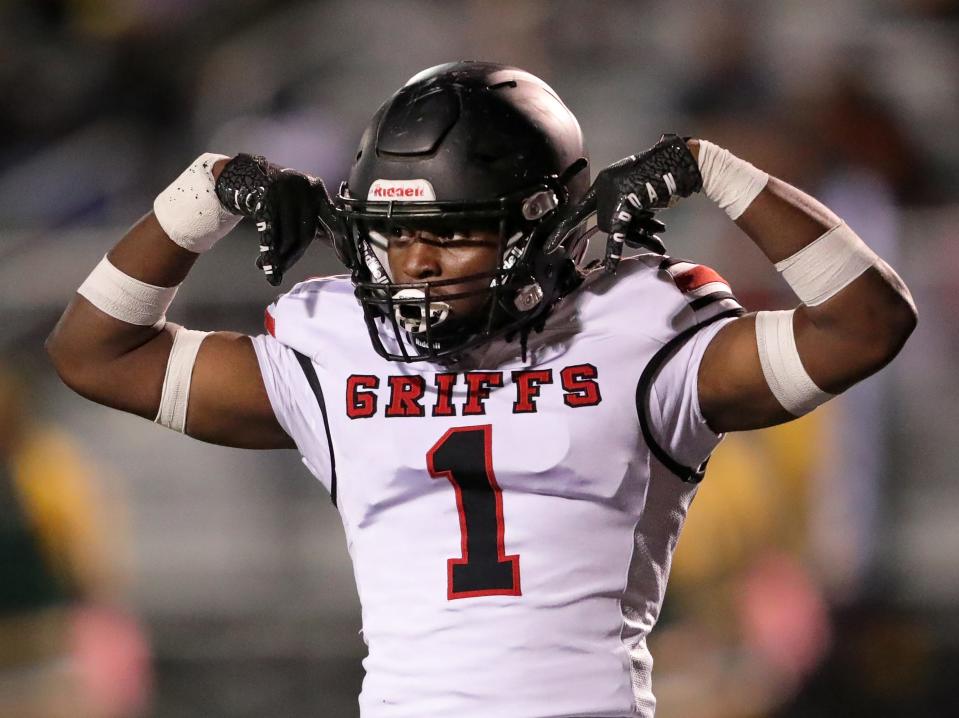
xmin=251 ymin=255 xmax=742 ymax=718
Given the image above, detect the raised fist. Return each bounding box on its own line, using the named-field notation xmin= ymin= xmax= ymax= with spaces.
xmin=214 ymin=154 xmax=341 ymax=286
xmin=593 ymin=134 xmax=702 ymax=271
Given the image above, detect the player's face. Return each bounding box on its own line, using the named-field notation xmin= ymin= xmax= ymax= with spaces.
xmin=386 ymin=228 xmax=501 ymax=318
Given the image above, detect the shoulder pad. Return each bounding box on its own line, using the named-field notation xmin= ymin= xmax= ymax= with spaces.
xmin=262 ymin=275 xmax=361 ymax=345
xmin=660 ymin=257 xmax=743 ymax=323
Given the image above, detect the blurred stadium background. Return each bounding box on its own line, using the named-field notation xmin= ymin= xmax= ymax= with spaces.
xmin=1 ymin=0 xmax=957 ymax=716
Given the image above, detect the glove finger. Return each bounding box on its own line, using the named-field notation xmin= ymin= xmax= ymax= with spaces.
xmin=277 ymin=190 xmax=319 ymax=272
xmin=605 ymin=202 xmax=670 ymax=272
xmin=277 ymin=237 xmax=310 ymax=276
xmin=257 ymin=200 xmax=283 ymax=286
xmin=634 ymin=212 xmax=666 ymax=235
xmin=257 ymin=239 xmax=282 ymax=286
xmin=645 ymin=235 xmax=667 ymax=253
xmin=594 ymin=178 xmax=617 ymax=234
xmin=273 ymin=181 xmax=315 ymax=278
xmin=603 ymin=198 xmax=633 ymax=273
xmin=297 ymin=182 xmax=321 ymax=247
xmin=264 ymin=177 xmax=312 ymax=285
xmin=544 ymin=186 xmax=597 ymax=253
xmin=623 ymin=209 xmax=667 ymax=253
xmin=624 ymin=231 xmax=666 ymax=254
xmin=622 ymin=209 xmax=667 ymax=254
xmin=312 ymin=178 xmax=343 ymax=249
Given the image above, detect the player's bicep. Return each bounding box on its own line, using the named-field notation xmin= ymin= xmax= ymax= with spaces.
xmin=697 ymin=313 xmax=794 ymax=433
xmin=186 ymin=332 xmax=295 ymax=449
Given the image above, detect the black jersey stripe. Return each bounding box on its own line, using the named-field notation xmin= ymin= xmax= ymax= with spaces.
xmin=635 ymin=308 xmax=743 ymax=483
xmin=689 ymin=291 xmax=739 ymax=311
xmin=293 ymin=350 xmax=338 ymax=506
xmin=658 ymin=256 xmax=685 ymax=270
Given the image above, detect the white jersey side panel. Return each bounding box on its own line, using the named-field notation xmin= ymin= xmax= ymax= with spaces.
xmin=622 ymin=313 xmax=734 ymax=715
xmin=252 ymin=258 xmax=742 ymax=718
xmin=649 ymin=319 xmax=730 ymax=469
xmin=251 ymin=329 xmax=334 ymax=495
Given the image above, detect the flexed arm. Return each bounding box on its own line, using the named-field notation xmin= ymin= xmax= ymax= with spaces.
xmin=45 ymin=154 xmax=333 ymax=449
xmin=584 ymin=135 xmax=917 ymax=433
xmin=689 ymin=140 xmax=917 ymax=431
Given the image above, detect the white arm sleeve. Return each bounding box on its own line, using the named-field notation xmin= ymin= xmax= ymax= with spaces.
xmin=647 ymin=317 xmax=735 ymax=473
xmin=250 ymin=332 xmax=334 ymax=495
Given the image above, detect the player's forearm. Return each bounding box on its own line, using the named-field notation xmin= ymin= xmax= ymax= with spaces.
xmin=107 ymin=156 xmax=228 ymax=286
xmin=732 ymin=176 xmax=841 ymax=262
xmin=736 ymin=178 xmax=915 ymax=383
xmin=687 ymin=139 xmax=841 ymax=259
xmin=46 ymin=214 xmax=194 ymax=389
xmin=109 ymin=212 xmax=201 ymax=287
xmin=49 ymin=187 xmax=221 ymax=362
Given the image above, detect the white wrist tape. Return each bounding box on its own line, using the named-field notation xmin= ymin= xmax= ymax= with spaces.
xmin=775 ymin=222 xmax=877 ymax=306
xmin=77 ymin=255 xmax=178 ymax=327
xmin=153 ymin=152 xmax=242 ymax=254
xmin=697 ymin=140 xmax=769 ymax=220
xmin=755 ymin=309 xmax=832 ymax=416
xmin=155 ymin=326 xmax=209 ymax=433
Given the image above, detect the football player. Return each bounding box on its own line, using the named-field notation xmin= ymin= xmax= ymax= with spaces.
xmin=47 ymin=62 xmax=916 ymax=717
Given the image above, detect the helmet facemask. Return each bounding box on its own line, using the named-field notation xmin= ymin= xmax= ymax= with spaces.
xmin=340 ymin=190 xmax=567 ymax=363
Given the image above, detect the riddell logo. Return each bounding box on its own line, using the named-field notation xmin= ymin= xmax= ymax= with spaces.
xmin=368 ymin=179 xmax=436 ymax=201
xmin=374 ymin=186 xmax=422 ymax=198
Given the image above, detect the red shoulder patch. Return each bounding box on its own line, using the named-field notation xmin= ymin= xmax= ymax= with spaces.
xmin=672 ymin=264 xmax=728 ymax=293
xmin=264 ymin=307 xmax=276 ymax=337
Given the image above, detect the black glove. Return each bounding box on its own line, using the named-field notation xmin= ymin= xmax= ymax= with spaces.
xmin=593 ymin=134 xmax=701 ymax=272
xmin=215 ymin=154 xmax=340 ymax=286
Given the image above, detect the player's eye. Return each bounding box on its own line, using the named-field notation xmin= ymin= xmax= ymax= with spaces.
xmin=388 ymin=228 xmax=416 ymax=246
xmin=433 ymin=231 xmax=470 ymax=245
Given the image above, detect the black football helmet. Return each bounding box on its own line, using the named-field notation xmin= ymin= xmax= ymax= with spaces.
xmin=333 ymin=61 xmax=593 ymax=363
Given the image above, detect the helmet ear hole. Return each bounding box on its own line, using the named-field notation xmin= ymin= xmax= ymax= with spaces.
xmin=513 ymin=283 xmax=544 ymax=312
